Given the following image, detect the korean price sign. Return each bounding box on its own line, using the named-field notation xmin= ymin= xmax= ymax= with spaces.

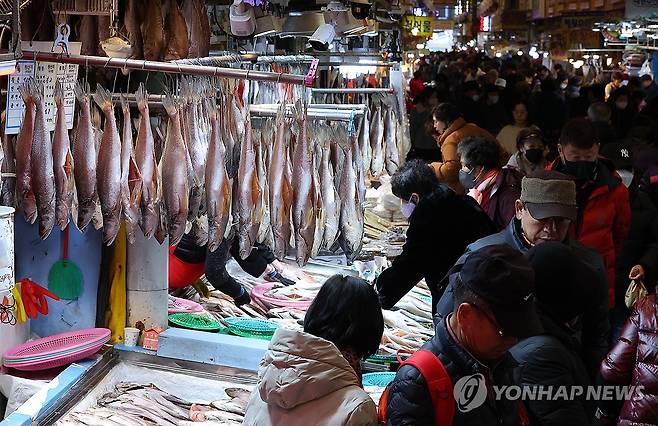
xmin=402 ymin=15 xmax=434 ymax=37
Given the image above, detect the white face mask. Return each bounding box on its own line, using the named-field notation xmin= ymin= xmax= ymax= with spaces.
xmin=400 ymin=201 xmax=416 ymax=219
xmin=560 ymin=82 xmax=568 ymax=90
xmin=618 ymin=169 xmax=634 ymax=188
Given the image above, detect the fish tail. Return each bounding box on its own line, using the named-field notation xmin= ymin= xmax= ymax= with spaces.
xmin=54 ymin=80 xmax=65 ymax=105
xmin=135 ymin=83 xmax=148 ymax=110
xmin=120 ymin=94 xmax=130 ymax=113
xmin=18 ymin=78 xmax=34 ymax=103
xmin=30 ymin=80 xmax=44 ymax=104
xmin=162 ymin=94 xmax=178 ymax=117
xmin=92 ymin=85 xmax=113 ymax=110
xmin=73 ymin=81 xmax=89 ymax=103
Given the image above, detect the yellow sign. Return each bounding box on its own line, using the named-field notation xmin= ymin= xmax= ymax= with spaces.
xmin=402 ymin=15 xmax=434 ymax=37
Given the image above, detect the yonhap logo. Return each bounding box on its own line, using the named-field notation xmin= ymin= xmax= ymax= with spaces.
xmin=453 ymin=374 xmax=487 ymax=412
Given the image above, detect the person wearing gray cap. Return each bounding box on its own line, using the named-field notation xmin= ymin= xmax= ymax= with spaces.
xmin=436 ymin=170 xmax=610 ymax=380
xmin=385 ymin=245 xmax=541 ymax=426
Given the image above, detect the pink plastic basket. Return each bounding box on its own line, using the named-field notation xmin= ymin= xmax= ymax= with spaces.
xmin=251 ymin=283 xmax=315 ymax=309
xmin=3 ymin=328 xmax=110 ymax=371
xmin=168 ymin=296 xmax=203 ymax=314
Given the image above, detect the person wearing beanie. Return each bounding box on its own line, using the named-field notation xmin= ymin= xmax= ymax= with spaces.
xmin=436 ymin=170 xmax=610 ymax=380
xmin=509 ymin=242 xmax=597 ymax=425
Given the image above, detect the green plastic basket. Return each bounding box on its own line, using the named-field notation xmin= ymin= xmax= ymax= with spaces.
xmin=224 ymin=317 xmax=278 ymax=340
xmin=367 ymin=351 xmax=411 ymax=365
xmin=168 ymin=313 xmax=223 ymax=332
xmin=363 ymin=372 xmax=396 ymax=387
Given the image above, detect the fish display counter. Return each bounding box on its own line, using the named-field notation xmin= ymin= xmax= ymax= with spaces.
xmin=2 ymin=343 xmax=261 ymax=426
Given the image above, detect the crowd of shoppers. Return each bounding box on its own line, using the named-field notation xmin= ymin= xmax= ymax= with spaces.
xmin=244 ymin=49 xmax=658 ymax=426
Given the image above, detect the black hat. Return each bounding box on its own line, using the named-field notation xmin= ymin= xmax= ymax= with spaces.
xmin=600 ymin=142 xmax=633 ymax=171
xmin=527 ymin=242 xmax=597 ymax=323
xmin=459 ymin=245 xmax=543 ymax=338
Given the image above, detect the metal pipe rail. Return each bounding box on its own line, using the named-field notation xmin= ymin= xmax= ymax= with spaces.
xmin=249 ymin=104 xmax=364 ymax=121
xmin=311 ymin=87 xmax=394 ymax=94
xmin=21 ymin=51 xmax=317 ymax=87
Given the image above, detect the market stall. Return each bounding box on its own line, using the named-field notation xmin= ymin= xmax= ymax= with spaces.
xmin=0 ymin=0 xmax=420 ymax=424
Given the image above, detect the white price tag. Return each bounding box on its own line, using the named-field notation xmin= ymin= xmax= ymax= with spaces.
xmin=5 ymin=41 xmax=82 ymax=135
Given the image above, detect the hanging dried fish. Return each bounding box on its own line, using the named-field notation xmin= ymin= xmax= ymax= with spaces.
xmin=163 ymin=0 xmax=189 ymax=61
xmin=16 ymin=81 xmax=37 ymax=224
xmin=291 ymin=102 xmax=316 ymax=266
xmin=135 ymin=84 xmax=159 ymax=238
xmin=72 ymin=82 xmax=98 ymax=232
xmin=269 ymin=104 xmax=293 ymax=260
xmin=205 ymin=105 xmax=231 ymax=252
xmin=161 ymin=96 xmax=190 ymax=246
xmin=237 ymin=112 xmax=261 ymax=260
xmin=141 ymin=0 xmax=165 ymax=61
xmin=31 ymin=82 xmax=56 ymax=239
xmin=93 ymin=86 xmax=123 ymax=245
xmin=120 ymin=96 xmax=143 ymax=244
xmin=53 ymin=81 xmax=74 ymax=231
xmin=338 ymin=143 xmax=364 ymax=263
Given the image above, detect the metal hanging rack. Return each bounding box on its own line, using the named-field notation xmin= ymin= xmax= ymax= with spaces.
xmin=311 ymin=87 xmax=394 ymax=94
xmin=249 ymin=104 xmax=364 ymax=122
xmin=21 ymin=51 xmax=317 ymax=87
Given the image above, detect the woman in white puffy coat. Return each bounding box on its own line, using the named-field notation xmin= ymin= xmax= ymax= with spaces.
xmin=243 ymin=275 xmax=385 ymax=426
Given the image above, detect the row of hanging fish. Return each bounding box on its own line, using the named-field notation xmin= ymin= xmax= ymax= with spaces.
xmin=358 ymin=96 xmax=408 ymax=179
xmin=8 ymin=77 xmax=365 ymax=266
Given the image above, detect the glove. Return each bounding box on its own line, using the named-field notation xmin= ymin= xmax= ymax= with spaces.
xmin=19 ymin=279 xmax=60 ymax=319
xmin=267 ymin=271 xmax=295 ymax=286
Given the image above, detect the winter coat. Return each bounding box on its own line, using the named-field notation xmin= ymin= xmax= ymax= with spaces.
xmin=477 ymin=167 xmax=523 ymax=231
xmin=376 ymin=186 xmax=496 ymax=313
xmin=550 ymin=158 xmax=631 ymax=308
xmin=243 ymin=328 xmax=377 ymax=426
xmin=386 ymin=316 xmax=525 ymax=426
xmin=430 ymin=117 xmax=498 ymax=194
xmin=615 ymin=187 xmax=658 ymax=307
xmin=509 ymin=309 xmax=593 ymax=426
xmin=600 ymin=294 xmax=658 ymax=426
xmin=435 ymin=219 xmax=610 ymax=380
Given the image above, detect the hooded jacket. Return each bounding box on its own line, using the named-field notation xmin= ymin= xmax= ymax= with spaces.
xmin=243 ymin=328 xmax=378 ymax=426
xmin=430 ymin=117 xmax=499 ymax=194
xmin=435 ymin=219 xmax=610 ymax=381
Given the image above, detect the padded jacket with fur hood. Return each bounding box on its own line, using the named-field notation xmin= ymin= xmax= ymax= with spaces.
xmin=243 ymin=328 xmax=378 ymax=426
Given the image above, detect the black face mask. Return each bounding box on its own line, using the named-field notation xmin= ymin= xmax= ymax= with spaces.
xmin=563 ymin=159 xmax=597 ymax=182
xmin=524 ymin=149 xmax=544 ymax=164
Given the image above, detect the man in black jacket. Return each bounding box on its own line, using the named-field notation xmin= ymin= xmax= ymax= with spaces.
xmin=510 ymin=242 xmax=597 ymax=424
xmin=386 ymin=245 xmax=542 ymax=425
xmin=375 ymin=160 xmax=496 ymax=312
xmin=436 ymin=170 xmax=610 ymax=380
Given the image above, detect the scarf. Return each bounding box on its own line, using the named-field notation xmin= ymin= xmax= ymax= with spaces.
xmin=340 ymin=347 xmax=363 ymax=387
xmin=468 ymin=169 xmax=500 ymax=208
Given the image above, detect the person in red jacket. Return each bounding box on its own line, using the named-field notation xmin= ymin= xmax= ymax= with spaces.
xmin=549 ymin=118 xmax=631 ymax=308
